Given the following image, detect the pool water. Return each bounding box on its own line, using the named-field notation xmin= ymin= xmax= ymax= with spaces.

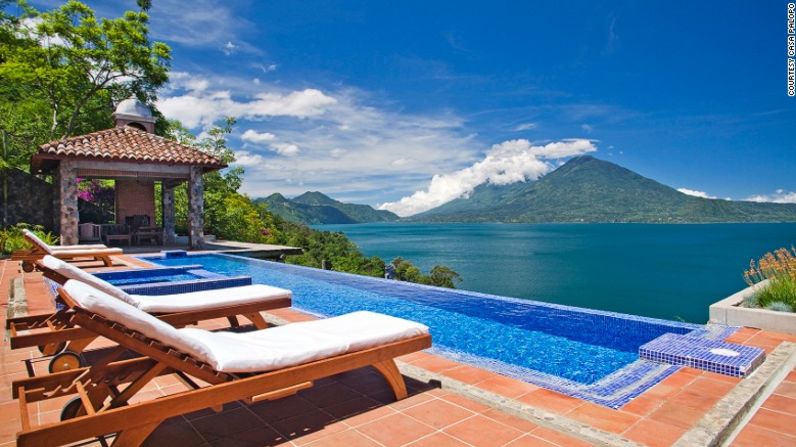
xmin=103 ymin=273 xmax=199 ymax=286
xmin=147 ymin=253 xmax=700 ymax=387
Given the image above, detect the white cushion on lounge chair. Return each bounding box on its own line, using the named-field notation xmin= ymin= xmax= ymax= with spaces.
xmin=50 ymin=245 xmax=109 ymax=251
xmin=23 ymin=229 xmax=107 ymax=252
xmin=180 ymin=311 xmax=429 ymax=372
xmin=43 ymin=255 xmax=292 ymax=312
xmin=64 ymin=280 xmax=429 ymax=373
xmin=24 ymin=229 xmax=54 ymax=254
xmin=132 ymin=285 xmax=291 ymax=313
xmin=64 ymin=280 xmax=216 ymax=362
xmin=42 ymin=255 xmax=138 ymax=306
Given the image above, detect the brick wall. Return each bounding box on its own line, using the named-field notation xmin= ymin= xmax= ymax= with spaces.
xmin=115 ymin=179 xmax=155 ymax=224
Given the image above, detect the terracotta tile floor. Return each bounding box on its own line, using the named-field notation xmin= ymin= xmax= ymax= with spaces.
xmin=730 ymin=367 xmax=796 ymax=446
xmin=2 ymin=256 xmax=796 ymax=446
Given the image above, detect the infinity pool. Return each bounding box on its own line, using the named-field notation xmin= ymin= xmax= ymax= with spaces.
xmin=144 ymin=253 xmax=704 ymax=407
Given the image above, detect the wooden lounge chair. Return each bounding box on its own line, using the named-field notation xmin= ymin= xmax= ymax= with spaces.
xmin=12 ymin=229 xmax=123 ymax=272
xmin=8 ymin=256 xmax=292 ymax=372
xmin=12 ymin=280 xmax=432 ymax=447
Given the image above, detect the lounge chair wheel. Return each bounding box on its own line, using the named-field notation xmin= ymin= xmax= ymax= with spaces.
xmin=49 ymin=351 xmax=85 ymax=373
xmin=38 ymin=342 xmax=67 ymax=356
xmin=60 ymin=396 xmax=85 ymax=421
xmin=21 ymin=261 xmax=34 ymax=273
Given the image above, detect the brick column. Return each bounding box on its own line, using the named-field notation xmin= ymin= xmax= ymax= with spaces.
xmin=58 ymin=160 xmax=78 ymax=245
xmin=161 ymin=180 xmax=177 ymax=244
xmin=188 ymin=167 xmax=204 ymax=248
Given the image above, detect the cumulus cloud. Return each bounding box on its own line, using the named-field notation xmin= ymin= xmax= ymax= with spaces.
xmin=157 ymin=79 xmax=337 ymax=127
xmin=270 ymin=142 xmax=300 ymax=156
xmin=158 ymin=71 xmax=483 ymax=202
xmin=677 ymin=188 xmax=717 ymax=199
xmin=241 ymin=129 xmax=299 ymax=156
xmin=241 ymin=129 xmax=276 ymax=144
xmin=233 ymin=150 xmax=267 ymax=167
xmin=746 ymin=189 xmax=796 ymax=204
xmin=378 ymin=139 xmax=597 ymax=216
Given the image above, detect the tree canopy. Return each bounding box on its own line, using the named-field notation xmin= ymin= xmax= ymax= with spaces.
xmin=0 ymin=0 xmax=170 ymax=169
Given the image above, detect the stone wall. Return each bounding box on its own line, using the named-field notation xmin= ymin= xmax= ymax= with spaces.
xmin=0 ymin=168 xmax=54 ymax=230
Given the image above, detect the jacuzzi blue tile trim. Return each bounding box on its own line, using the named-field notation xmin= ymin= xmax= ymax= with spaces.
xmin=93 ymin=265 xmax=204 ymax=281
xmin=639 ymin=332 xmax=765 ymax=377
xmin=118 ymin=275 xmax=252 ymax=295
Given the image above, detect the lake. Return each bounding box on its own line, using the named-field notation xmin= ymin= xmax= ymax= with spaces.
xmin=313 ymin=223 xmax=796 ymax=323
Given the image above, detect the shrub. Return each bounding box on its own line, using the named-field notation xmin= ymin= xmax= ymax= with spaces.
xmin=741 ymin=293 xmax=760 ymax=309
xmin=744 ymin=247 xmax=796 ymax=285
xmin=755 ymin=275 xmax=796 ymax=312
xmin=765 ymin=301 xmax=794 ymax=313
xmin=744 ymin=247 xmax=796 ymax=313
xmin=0 ymin=223 xmax=58 ymax=256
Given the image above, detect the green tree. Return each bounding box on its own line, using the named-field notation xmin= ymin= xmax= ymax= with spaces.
xmin=428 ymin=265 xmax=462 ymax=288
xmin=159 ymin=117 xmax=276 ymax=243
xmin=0 ymin=0 xmax=170 ymax=169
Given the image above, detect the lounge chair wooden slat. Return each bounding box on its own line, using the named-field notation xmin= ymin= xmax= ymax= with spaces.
xmin=75 ymin=382 xmax=96 ymax=416
xmin=110 ymin=362 xmax=167 ymax=407
xmin=17 ymin=334 xmax=430 ymax=447
xmin=17 ymin=386 xmax=31 ymax=431
xmin=245 ymin=381 xmax=313 ymax=404
xmin=9 ymin=260 xmax=291 ymax=355
xmin=14 ymin=286 xmax=432 ymax=447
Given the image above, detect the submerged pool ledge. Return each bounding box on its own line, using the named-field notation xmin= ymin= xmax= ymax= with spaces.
xmin=640 ymin=332 xmax=765 ymax=377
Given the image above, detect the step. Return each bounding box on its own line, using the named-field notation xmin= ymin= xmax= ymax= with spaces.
xmin=639 ymin=333 xmax=765 ymax=377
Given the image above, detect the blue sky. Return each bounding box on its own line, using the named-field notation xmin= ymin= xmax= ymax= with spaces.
xmin=32 ymin=0 xmax=796 ymax=214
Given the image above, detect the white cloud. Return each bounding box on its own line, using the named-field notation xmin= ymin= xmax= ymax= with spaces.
xmin=581 ymin=124 xmax=593 ymax=133
xmin=378 ymin=139 xmax=597 ymax=216
xmin=514 ymin=122 xmax=537 ymax=131
xmin=241 ymin=129 xmax=276 ymax=144
xmin=240 ymin=129 xmax=299 ymax=156
xmin=746 ymin=189 xmax=796 ymax=204
xmin=19 ymin=17 xmax=68 ymax=47
xmin=233 ymin=150 xmax=267 ymax=167
xmin=677 ymin=188 xmax=717 ymax=199
xmin=270 ymin=142 xmax=300 ymax=156
xmin=147 ymin=0 xmax=260 ymax=54
xmin=256 ymin=63 xmax=279 ymax=73
xmin=223 ymin=41 xmax=238 ymax=55
xmin=157 ymin=77 xmax=338 ymax=127
xmin=159 ymin=71 xmax=481 ymax=202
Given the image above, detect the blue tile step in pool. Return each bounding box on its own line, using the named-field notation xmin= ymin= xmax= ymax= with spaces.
xmin=639 ymin=332 xmax=765 ymax=377
xmin=92 ymin=264 xmax=252 ymax=296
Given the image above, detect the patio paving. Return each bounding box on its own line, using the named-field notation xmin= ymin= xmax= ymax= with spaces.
xmin=2 ymin=255 xmax=796 ymax=446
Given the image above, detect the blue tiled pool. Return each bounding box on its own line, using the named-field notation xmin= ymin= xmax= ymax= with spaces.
xmin=142 ymin=253 xmax=726 ymax=407
xmin=102 ymin=273 xmax=199 ymax=286
xmin=92 ymin=264 xmax=252 ymax=295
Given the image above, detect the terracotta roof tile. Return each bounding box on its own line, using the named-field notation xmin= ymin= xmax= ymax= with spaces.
xmin=33 ymin=126 xmax=226 ymax=169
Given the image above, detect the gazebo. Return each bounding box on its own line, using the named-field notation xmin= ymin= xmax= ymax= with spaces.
xmin=30 ymin=98 xmax=227 ymax=248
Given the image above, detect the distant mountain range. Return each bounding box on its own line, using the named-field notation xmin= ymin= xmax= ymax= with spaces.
xmin=410 ymin=156 xmax=796 ymax=223
xmin=255 ymin=191 xmax=400 ymax=224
